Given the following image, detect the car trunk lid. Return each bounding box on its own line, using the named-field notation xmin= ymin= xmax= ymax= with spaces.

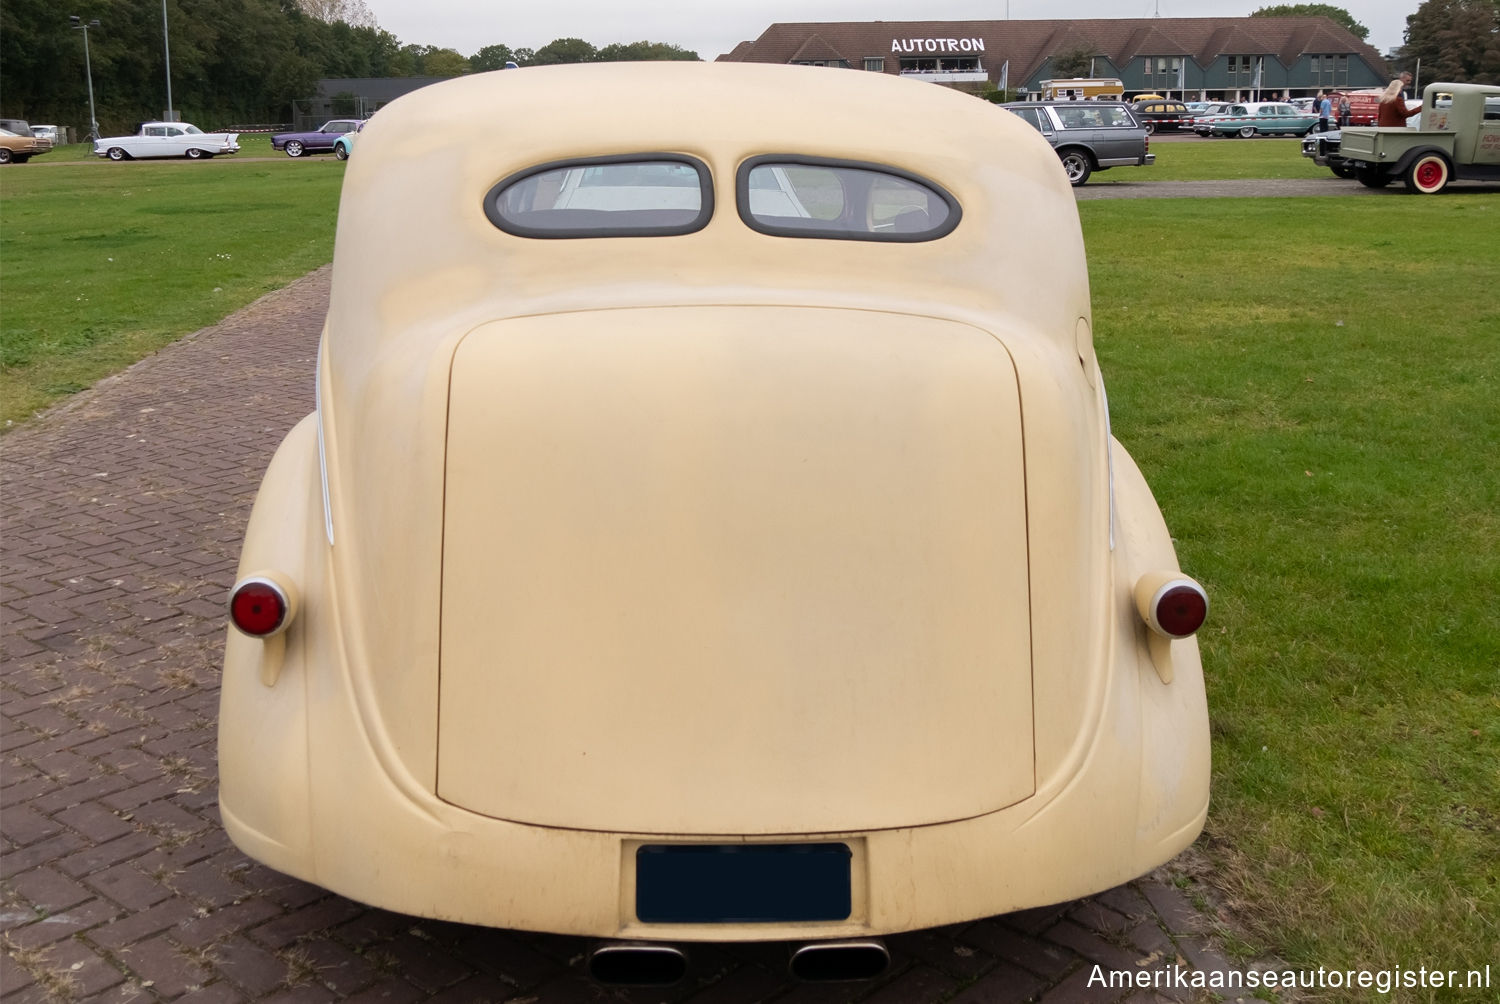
xmin=436 ymin=305 xmax=1035 ymax=834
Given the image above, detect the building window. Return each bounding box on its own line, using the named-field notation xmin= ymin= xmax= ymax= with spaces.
xmin=1310 ymin=53 xmax=1349 ymax=86
xmin=1226 ymin=55 xmax=1255 ymax=86
xmin=1144 ymin=56 xmax=1182 ymax=84
xmin=793 ymin=59 xmax=851 ymax=68
xmin=864 ymin=57 xmax=885 ymax=72
xmin=899 ymin=56 xmax=981 ymax=74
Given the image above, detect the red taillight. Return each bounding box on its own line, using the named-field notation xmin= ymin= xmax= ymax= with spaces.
xmin=1151 ymin=581 xmax=1208 ymax=638
xmin=229 ymin=578 xmax=289 ymax=637
xmin=1135 ymin=573 xmax=1208 ymax=639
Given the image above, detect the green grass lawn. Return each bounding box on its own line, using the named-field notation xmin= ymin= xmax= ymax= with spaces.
xmin=1099 ymin=135 xmax=1332 ymax=182
xmin=1082 ymin=195 xmax=1500 ymax=993
xmin=0 ymin=148 xmax=340 ymax=424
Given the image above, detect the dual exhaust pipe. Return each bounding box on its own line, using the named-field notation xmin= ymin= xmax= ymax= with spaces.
xmin=587 ymin=938 xmax=889 ymax=986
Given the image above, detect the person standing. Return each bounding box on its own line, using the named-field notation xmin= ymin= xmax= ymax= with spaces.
xmin=1318 ymin=91 xmax=1332 ymax=131
xmin=1338 ymin=94 xmax=1351 ymax=127
xmin=1377 ymin=72 xmax=1422 ymax=127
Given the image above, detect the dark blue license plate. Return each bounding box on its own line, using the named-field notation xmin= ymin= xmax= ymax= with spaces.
xmin=636 ymin=843 xmax=852 ymax=923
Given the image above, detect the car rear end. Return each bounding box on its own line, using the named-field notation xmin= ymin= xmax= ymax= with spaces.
xmin=220 ymin=62 xmax=1209 ymax=948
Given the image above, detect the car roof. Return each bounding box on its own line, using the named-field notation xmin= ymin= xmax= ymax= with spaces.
xmin=1002 ymin=100 xmax=1130 ymax=108
xmin=328 ymin=62 xmax=1093 ymax=364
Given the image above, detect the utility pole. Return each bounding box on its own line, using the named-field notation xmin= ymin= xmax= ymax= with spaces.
xmin=69 ymin=16 xmax=102 ymax=142
xmin=162 ymin=0 xmax=175 ymax=119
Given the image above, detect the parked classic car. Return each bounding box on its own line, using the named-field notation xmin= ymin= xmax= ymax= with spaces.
xmin=1195 ymin=102 xmax=1320 ymax=137
xmin=1001 ymin=100 xmax=1155 ymax=185
xmin=0 ymin=127 xmax=50 ymax=164
xmin=94 ymin=122 xmax=240 ymax=160
xmin=221 ymin=62 xmax=1210 ymax=986
xmin=331 ymin=121 xmax=363 ymax=160
xmin=1132 ymin=98 xmax=1193 ymax=133
xmin=272 ymin=118 xmax=363 ymax=157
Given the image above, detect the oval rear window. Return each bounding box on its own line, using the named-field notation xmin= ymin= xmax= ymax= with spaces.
xmin=736 ymin=156 xmax=959 ymax=242
xmin=485 ymin=154 xmax=713 ymax=238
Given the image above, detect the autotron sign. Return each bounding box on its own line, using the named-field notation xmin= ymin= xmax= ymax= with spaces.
xmin=891 ymin=38 xmax=987 ymax=53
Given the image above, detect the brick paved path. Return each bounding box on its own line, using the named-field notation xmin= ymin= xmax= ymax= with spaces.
xmin=1 ymin=271 xmax=1249 ymax=1002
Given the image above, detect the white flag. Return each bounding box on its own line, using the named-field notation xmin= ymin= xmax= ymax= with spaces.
xmin=1176 ymin=59 xmax=1186 ymax=91
xmin=999 ymin=59 xmax=1009 ymax=93
xmin=1252 ymin=57 xmax=1263 ymax=91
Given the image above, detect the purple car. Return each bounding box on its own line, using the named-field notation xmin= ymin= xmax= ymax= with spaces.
xmin=271 ymin=119 xmax=364 ymax=158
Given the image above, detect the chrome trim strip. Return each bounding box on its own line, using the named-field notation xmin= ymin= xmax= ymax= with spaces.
xmin=1100 ymin=376 xmax=1116 ymax=552
xmin=315 ymin=356 xmax=334 ymax=546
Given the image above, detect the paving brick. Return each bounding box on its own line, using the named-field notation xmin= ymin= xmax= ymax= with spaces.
xmin=0 ymin=832 xmax=88 ymax=876
xmin=0 ymin=949 xmax=37 ymax=995
xmin=27 ymin=773 xmax=133 ymax=816
xmin=1172 ymin=934 xmax=1240 ymax=978
xmin=859 ymin=963 xmax=960 ymax=1004
xmin=212 ymin=934 xmax=294 ymax=998
xmin=1070 ymin=898 xmax=1136 ymax=936
xmin=946 ymin=959 xmax=1048 ymax=1004
xmin=893 ymin=925 xmax=996 ymax=981
xmin=1045 ymin=919 xmax=1150 ymax=971
xmin=1004 ymin=901 xmax=1075 ymax=935
xmin=421 ymin=972 xmax=519 ymax=1003
xmin=117 ymin=932 xmax=214 ymax=997
xmin=962 ymin=919 xmax=1076 ymax=981
xmin=7 ymin=865 xmax=94 ymax=913
xmin=1141 ymin=880 xmax=1211 ymax=936
xmin=0 ymin=804 xmax=61 ymax=846
xmin=676 ymin=961 xmax=788 ymax=1004
xmin=84 ymin=859 xmax=173 ymax=911
xmin=450 ymin=927 xmax=566 ymax=990
xmin=292 ymin=938 xmax=382 ymax=996
xmin=0 ymin=897 xmax=121 ymax=949
xmin=167 ymin=852 xmax=255 ymax=909
xmin=19 ymin=936 xmax=126 ymax=998
xmin=1036 ymin=963 xmax=1132 ymax=1003
xmin=381 ymin=930 xmax=473 ymax=994
xmin=89 ymin=896 xmax=202 ymax=951
xmin=54 ymin=829 xmax=161 ymax=879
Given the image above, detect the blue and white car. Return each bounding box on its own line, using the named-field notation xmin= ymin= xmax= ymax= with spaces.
xmin=1194 ymin=102 xmax=1320 ymax=138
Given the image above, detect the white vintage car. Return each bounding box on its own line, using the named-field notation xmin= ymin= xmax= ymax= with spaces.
xmin=220 ymin=62 xmax=1211 ymax=986
xmin=94 ymin=121 xmax=240 ymax=160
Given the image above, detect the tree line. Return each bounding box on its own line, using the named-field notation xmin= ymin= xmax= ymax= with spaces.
xmin=0 ymin=0 xmax=698 ymax=134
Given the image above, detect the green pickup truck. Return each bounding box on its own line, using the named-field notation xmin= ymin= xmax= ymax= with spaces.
xmin=1331 ymin=81 xmax=1500 ymax=194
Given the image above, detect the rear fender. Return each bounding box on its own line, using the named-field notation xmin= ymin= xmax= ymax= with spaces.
xmin=219 ymin=414 xmax=322 ymax=877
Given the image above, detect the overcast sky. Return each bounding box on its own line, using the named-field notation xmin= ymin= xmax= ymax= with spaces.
xmin=365 ymin=1 xmax=1415 ymax=63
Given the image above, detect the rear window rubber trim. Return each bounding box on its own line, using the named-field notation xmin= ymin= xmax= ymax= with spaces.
xmin=484 ymin=152 xmax=714 ymax=239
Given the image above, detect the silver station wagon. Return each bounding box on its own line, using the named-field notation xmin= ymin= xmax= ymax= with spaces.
xmin=1001 ymin=100 xmax=1155 ymax=185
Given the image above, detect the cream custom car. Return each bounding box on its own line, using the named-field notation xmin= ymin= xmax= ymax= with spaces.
xmin=221 ymin=62 xmax=1211 ymax=986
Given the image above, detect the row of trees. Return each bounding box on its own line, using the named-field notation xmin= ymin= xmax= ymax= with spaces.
xmin=0 ymin=0 xmax=697 ymax=134
xmin=1393 ymin=0 xmax=1500 ymax=82
xmin=1254 ymin=1 xmax=1499 ymax=84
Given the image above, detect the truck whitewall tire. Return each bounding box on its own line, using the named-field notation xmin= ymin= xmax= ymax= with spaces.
xmin=1404 ymin=153 xmax=1451 ymax=195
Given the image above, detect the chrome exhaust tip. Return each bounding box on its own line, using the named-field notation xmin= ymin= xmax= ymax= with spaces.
xmin=587 ymin=942 xmax=688 ymax=986
xmin=789 ymin=939 xmax=890 ymax=982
